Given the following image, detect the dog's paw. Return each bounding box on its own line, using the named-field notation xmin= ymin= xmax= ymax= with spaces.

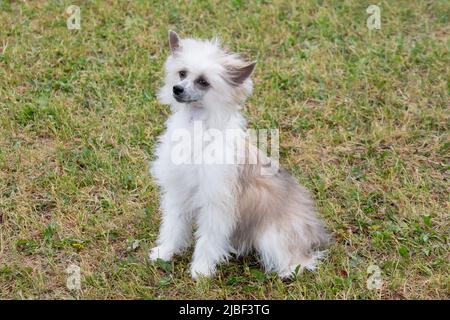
xmin=148 ymin=246 xmax=173 ymax=262
xmin=190 ymin=260 xmax=215 ymax=279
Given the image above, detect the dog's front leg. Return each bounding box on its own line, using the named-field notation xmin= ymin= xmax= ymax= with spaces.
xmin=149 ymin=193 xmax=193 ymax=261
xmin=190 ymin=201 xmax=235 ymax=279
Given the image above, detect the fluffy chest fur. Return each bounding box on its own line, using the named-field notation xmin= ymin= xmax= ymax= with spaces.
xmin=151 ymin=108 xmax=245 ymax=213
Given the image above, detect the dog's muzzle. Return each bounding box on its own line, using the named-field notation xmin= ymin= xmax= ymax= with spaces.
xmin=173 ymin=85 xmax=196 ymax=103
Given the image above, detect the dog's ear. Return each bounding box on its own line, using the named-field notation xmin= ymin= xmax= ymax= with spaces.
xmin=169 ymin=31 xmax=180 ymax=54
xmin=230 ymin=62 xmax=256 ymax=85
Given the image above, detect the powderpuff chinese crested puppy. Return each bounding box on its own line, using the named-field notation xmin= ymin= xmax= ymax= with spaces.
xmin=150 ymin=31 xmax=329 ymax=279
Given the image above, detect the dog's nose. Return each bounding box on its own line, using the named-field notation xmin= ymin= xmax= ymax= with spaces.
xmin=173 ymin=85 xmax=184 ymax=96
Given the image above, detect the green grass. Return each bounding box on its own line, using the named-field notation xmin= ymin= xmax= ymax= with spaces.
xmin=0 ymin=0 xmax=448 ymax=299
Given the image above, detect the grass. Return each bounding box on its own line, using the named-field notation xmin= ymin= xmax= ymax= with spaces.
xmin=0 ymin=0 xmax=448 ymax=299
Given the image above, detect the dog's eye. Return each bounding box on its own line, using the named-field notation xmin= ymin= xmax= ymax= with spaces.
xmin=196 ymin=78 xmax=209 ymax=87
xmin=179 ymin=70 xmax=187 ymax=79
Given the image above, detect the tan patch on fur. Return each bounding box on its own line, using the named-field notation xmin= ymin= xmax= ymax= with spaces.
xmin=231 ymin=138 xmax=329 ymax=270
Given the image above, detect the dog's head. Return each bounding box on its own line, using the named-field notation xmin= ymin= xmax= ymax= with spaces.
xmin=158 ymin=31 xmax=256 ymax=111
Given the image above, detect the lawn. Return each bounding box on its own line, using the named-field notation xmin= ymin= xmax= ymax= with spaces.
xmin=0 ymin=0 xmax=448 ymax=299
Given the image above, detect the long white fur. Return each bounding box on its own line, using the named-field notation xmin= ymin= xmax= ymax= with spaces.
xmin=149 ymin=32 xmax=328 ymax=279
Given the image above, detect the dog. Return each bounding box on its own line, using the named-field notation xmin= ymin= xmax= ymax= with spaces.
xmin=149 ymin=31 xmax=329 ymax=279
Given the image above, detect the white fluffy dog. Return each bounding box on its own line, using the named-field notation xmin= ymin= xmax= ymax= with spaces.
xmin=149 ymin=31 xmax=329 ymax=279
